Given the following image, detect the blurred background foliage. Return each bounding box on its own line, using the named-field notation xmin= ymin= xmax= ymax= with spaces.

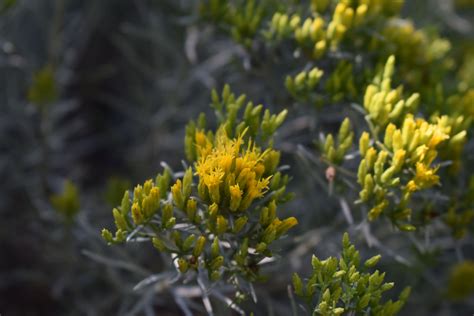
xmin=0 ymin=0 xmax=473 ymax=315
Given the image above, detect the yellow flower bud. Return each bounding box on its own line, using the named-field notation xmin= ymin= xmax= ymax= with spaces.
xmin=365 ymin=147 xmax=377 ymax=170
xmin=131 ymin=202 xmax=143 ymax=225
xmin=276 ymin=217 xmax=298 ymax=236
xmin=368 ymin=200 xmax=388 ymax=221
xmin=384 ymin=123 xmax=396 ymax=149
xmin=392 ymin=149 xmax=406 ymax=171
xmin=359 ymin=132 xmax=370 ymax=156
xmin=313 ymin=40 xmax=327 ymax=59
xmin=171 ymin=180 xmax=184 ymax=209
xmin=354 ymin=4 xmax=368 ymax=25
xmin=143 ymin=179 xmax=153 ymax=195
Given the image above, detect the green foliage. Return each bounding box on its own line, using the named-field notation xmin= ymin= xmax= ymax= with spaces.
xmin=50 ymin=180 xmax=80 ymax=222
xmin=447 ymin=260 xmax=474 ymax=300
xmin=293 ymin=233 xmax=410 ymax=316
xmin=27 ymin=65 xmax=58 ymax=107
xmin=0 ymin=0 xmax=16 ymax=14
xmin=199 ymin=0 xmax=266 ymax=47
xmin=322 ymin=118 xmax=354 ymax=165
xmin=103 ymin=87 xmax=296 ymax=291
xmin=185 ymin=84 xmax=287 ymax=162
xmin=104 ymin=176 xmax=131 ymax=206
xmin=285 ymin=67 xmax=324 ymax=102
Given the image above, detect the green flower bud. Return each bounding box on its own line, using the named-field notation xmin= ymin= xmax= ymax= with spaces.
xmin=182 ymin=168 xmax=193 ymax=201
xmin=295 ymin=71 xmax=307 ymax=89
xmin=156 ymin=169 xmax=171 ymax=199
xmin=312 ymin=255 xmax=321 ymax=269
xmin=384 ymin=55 xmax=396 ymax=81
xmin=322 ymin=288 xmax=331 ymax=302
xmin=342 ymin=232 xmax=350 ymax=248
xmin=216 ymin=215 xmax=228 ymax=235
xmin=186 ymin=198 xmax=197 ymax=222
xmin=324 ymin=134 xmax=335 ymax=156
xmin=364 ymin=254 xmax=382 ymax=268
xmin=256 ymin=242 xmax=267 ymax=253
xmin=183 ymin=234 xmax=196 ymax=252
xmin=233 ymin=216 xmax=248 ymax=233
xmin=152 ymin=237 xmax=166 ymax=252
xmin=292 ymin=273 xmax=304 ymax=296
xmin=193 ymin=236 xmax=206 ymax=257
xmin=398 ymin=224 xmax=416 ymax=232
xmin=210 ymin=255 xmax=224 ymax=270
xmin=115 ymin=229 xmax=126 ymax=242
xmin=290 ymin=14 xmax=301 ymax=29
xmin=263 ymin=225 xmax=276 ymax=244
xmin=211 ymin=237 xmax=220 ymax=258
xmin=101 ymin=229 xmax=114 ymax=243
xmin=178 ymin=258 xmax=189 ymax=273
xmin=172 ymin=230 xmax=182 ymax=249
xmin=357 ymin=293 xmax=371 ymax=309
xmin=275 ymin=109 xmax=288 ymax=128
xmin=113 ymin=208 xmax=128 ymax=231
xmin=120 ymin=190 xmax=130 ymax=215
xmin=405 ymin=93 xmax=420 ymax=111
xmin=162 ymin=203 xmax=173 ymax=226
xmin=338 ymin=118 xmax=352 ymax=143
xmin=210 ymin=271 xmax=221 ymax=281
xmin=381 ymin=282 xmax=395 ymax=291
xmin=143 ymin=179 xmax=153 ymax=195
xmin=450 ymin=131 xmax=467 ymax=146
xmin=333 ymin=270 xmax=346 ymax=278
xmin=276 ymin=217 xmax=298 ymax=236
xmin=209 ymin=203 xmax=219 ymax=220
xmin=381 ymin=166 xmax=396 ymax=184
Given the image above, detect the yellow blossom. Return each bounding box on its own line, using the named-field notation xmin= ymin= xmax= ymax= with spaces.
xmin=195 ymin=128 xmax=275 ymax=211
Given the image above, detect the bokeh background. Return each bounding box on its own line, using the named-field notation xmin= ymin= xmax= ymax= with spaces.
xmin=1 ymin=1 xmax=473 ymax=315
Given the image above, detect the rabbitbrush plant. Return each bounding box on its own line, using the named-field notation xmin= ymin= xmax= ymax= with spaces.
xmin=99 ymin=0 xmax=473 ymax=315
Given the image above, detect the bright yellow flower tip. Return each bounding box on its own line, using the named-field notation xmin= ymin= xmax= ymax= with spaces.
xmin=229 ymin=184 xmax=243 ymax=211
xmin=195 ymin=127 xmax=275 ymax=211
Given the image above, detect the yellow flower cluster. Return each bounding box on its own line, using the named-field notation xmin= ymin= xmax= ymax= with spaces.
xmin=375 ymin=19 xmax=452 ymax=88
xmin=325 ymin=60 xmax=357 ymax=102
xmin=323 ymin=118 xmax=354 ymax=164
xmin=268 ymin=0 xmax=405 ymax=60
xmin=364 ymin=56 xmax=420 ymax=130
xmin=358 ymin=114 xmax=450 ymax=224
xmin=285 ymin=67 xmax=324 ymax=101
xmin=103 ymin=86 xmax=297 ymax=285
xmin=195 ymin=128 xmax=277 ymax=212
